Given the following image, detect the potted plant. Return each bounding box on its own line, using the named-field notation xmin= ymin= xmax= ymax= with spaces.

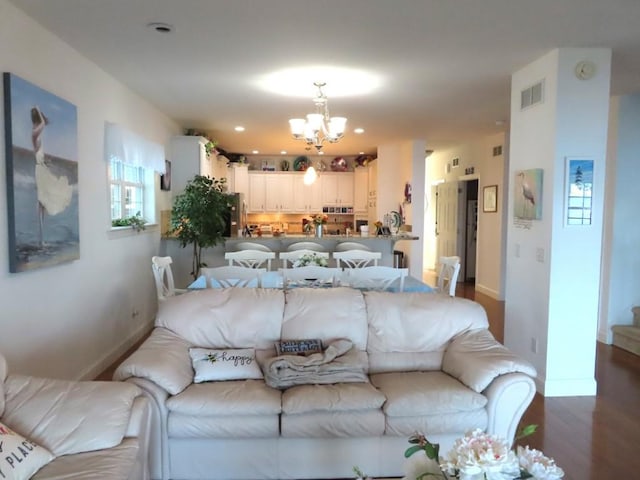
xmin=170 ymin=175 xmax=232 ymax=279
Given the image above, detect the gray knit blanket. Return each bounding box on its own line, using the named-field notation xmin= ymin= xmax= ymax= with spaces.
xmin=263 ymin=339 xmax=368 ymax=389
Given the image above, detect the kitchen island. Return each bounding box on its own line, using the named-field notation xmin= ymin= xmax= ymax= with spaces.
xmin=160 ymin=234 xmax=420 ymax=289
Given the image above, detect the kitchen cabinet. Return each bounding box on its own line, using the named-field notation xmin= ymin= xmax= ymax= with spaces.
xmin=248 ymin=172 xmax=295 ymax=212
xmin=170 ymin=136 xmax=210 ymax=197
xmin=321 ymin=172 xmax=354 ymax=206
xmin=292 ymin=175 xmax=323 ymax=212
xmin=227 ymin=163 xmax=249 ymax=195
xmin=170 ymin=135 xmax=229 ymax=197
xmin=265 ymin=174 xmax=294 ymax=212
xmin=354 ymin=167 xmax=368 ymax=213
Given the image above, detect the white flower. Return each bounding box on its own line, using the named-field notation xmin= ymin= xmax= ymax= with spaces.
xmin=402 ymin=451 xmax=441 ymax=480
xmin=440 ymin=429 xmax=520 ymax=480
xmin=517 ymin=446 xmax=564 ymax=480
xmin=293 ymin=253 xmax=328 ymax=267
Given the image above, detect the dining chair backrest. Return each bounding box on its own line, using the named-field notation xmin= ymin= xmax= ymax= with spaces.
xmin=334 ymin=242 xmax=372 ymax=252
xmin=233 ymin=242 xmax=272 ymax=252
xmin=436 ymin=255 xmax=461 ymax=296
xmin=278 ymin=266 xmax=342 ymax=288
xmin=200 ymin=266 xmax=266 ymax=288
xmin=151 ymin=256 xmax=187 ymax=300
xmin=225 ymin=250 xmax=276 ymax=270
xmin=279 ymin=249 xmax=330 ymax=268
xmin=343 ymin=266 xmax=409 ymax=292
xmin=333 ymin=250 xmax=381 ymax=268
xmin=286 ymin=241 xmax=325 ymax=252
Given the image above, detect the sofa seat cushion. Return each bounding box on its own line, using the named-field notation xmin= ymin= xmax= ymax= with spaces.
xmin=32 ymin=438 xmax=139 ymax=480
xmin=282 ymin=383 xmax=385 ymax=414
xmin=281 ymin=410 xmax=385 ymax=438
xmin=166 ymin=380 xmax=281 ymax=416
xmin=370 ymin=371 xmax=487 ymax=416
xmin=384 ymin=409 xmax=488 ymax=437
xmin=169 ymin=414 xmax=279 ymax=438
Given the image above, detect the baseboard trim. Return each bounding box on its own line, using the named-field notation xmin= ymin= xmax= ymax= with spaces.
xmin=78 ymin=320 xmax=153 ymax=381
xmin=475 ymin=283 xmax=502 ymax=300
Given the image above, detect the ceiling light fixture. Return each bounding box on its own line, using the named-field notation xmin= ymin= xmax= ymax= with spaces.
xmin=289 ymin=82 xmax=346 ymax=152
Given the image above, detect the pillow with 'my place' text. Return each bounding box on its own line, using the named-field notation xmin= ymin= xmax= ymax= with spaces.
xmin=189 ymin=348 xmax=263 ymax=382
xmin=0 ymin=421 xmax=55 ymax=480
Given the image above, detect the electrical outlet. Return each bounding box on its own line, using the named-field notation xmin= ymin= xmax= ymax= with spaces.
xmin=515 ymin=243 xmax=520 ymax=258
xmin=531 ymin=337 xmax=538 ymax=353
xmin=131 ymin=309 xmax=140 ymax=318
xmin=536 ymin=247 xmax=544 ymax=263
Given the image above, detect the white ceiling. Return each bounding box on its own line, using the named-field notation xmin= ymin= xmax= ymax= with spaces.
xmin=9 ymin=0 xmax=640 ymax=157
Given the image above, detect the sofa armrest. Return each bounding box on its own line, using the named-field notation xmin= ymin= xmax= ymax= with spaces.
xmin=442 ymin=329 xmax=536 ymax=393
xmin=484 ymin=372 xmax=537 ymax=445
xmin=114 ymin=327 xmax=194 ymax=395
xmin=124 ymin=395 xmax=152 ymax=480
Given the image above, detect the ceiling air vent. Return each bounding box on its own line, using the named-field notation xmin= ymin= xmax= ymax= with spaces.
xmin=521 ymin=80 xmax=545 ymax=110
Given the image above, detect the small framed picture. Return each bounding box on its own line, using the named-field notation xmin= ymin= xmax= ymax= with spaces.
xmin=565 ymin=158 xmax=593 ymax=226
xmin=483 ymin=185 xmax=498 ymax=213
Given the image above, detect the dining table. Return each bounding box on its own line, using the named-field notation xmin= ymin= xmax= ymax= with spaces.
xmin=188 ymin=270 xmax=434 ymax=293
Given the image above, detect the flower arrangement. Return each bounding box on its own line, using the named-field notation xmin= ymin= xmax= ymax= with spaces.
xmin=311 ymin=213 xmax=328 ymax=225
xmin=403 ymin=426 xmax=564 ymax=480
xmin=293 ymin=253 xmax=328 ymax=268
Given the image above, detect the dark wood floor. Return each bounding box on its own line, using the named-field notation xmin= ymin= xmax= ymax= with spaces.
xmin=99 ymin=283 xmax=640 ymax=480
xmin=457 ymin=282 xmax=640 ymax=480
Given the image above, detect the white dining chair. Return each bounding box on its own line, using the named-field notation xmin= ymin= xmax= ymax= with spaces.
xmin=334 ymin=242 xmax=372 ymax=252
xmin=233 ymin=242 xmax=273 ymax=252
xmin=333 ymin=250 xmax=381 ymax=268
xmin=278 ymin=266 xmax=342 ymax=288
xmin=343 ymin=266 xmax=408 ymax=292
xmin=200 ymin=266 xmax=266 ymax=288
xmin=286 ymin=241 xmax=326 ymax=252
xmin=279 ymin=250 xmax=330 ymax=268
xmin=436 ymin=256 xmax=461 ymax=296
xmin=151 ymin=256 xmax=188 ymax=301
xmin=225 ymin=250 xmax=276 ymax=270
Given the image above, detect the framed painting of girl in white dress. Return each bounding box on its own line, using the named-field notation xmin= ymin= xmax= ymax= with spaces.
xmin=3 ymin=73 xmax=79 ymax=273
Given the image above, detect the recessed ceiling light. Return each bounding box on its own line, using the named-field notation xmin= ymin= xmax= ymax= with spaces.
xmin=147 ymin=22 xmax=173 ymax=33
xmin=354 ymin=128 xmax=365 ymax=134
xmin=252 ymin=150 xmax=259 ymax=154
xmin=359 ymin=151 xmax=365 ymax=155
xmin=318 ymin=151 xmax=325 ymax=155
xmin=234 ymin=126 xmax=245 ymax=132
xmin=280 ymin=150 xmax=287 ymax=155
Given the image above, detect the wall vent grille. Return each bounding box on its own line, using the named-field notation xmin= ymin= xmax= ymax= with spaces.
xmin=492 ymin=145 xmax=503 ymax=157
xmin=521 ymin=80 xmax=545 ymax=110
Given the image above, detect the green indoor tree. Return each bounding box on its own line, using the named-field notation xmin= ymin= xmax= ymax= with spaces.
xmin=170 ymin=175 xmax=231 ymax=279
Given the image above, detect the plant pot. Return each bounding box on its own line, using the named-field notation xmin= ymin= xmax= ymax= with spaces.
xmin=315 ymin=224 xmax=323 ymax=238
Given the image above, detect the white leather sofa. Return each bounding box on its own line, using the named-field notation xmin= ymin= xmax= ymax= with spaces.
xmin=0 ymin=352 xmax=151 ymax=480
xmin=114 ymin=287 xmax=537 ymax=480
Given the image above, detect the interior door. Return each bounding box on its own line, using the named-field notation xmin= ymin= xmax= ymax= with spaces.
xmin=435 ymin=181 xmax=460 ymax=259
xmin=465 ymin=199 xmax=478 ymax=281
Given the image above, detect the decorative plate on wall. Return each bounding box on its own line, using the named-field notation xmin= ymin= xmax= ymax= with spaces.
xmin=330 ymin=157 xmax=348 ymax=172
xmin=294 ymin=156 xmax=310 ymax=171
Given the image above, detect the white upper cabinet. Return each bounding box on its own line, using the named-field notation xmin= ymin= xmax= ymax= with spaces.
xmin=321 ymin=172 xmax=354 ymax=206
xmin=293 ymin=175 xmax=323 ymax=212
xmin=265 ymin=174 xmax=294 ymax=212
xmin=248 ymin=174 xmax=267 ymax=212
xmin=354 ymin=167 xmax=368 ymax=213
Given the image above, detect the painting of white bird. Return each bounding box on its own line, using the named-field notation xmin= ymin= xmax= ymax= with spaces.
xmin=514 ymin=169 xmax=543 ymax=220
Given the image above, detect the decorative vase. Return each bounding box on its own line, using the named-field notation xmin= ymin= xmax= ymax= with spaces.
xmin=315 ymin=224 xmax=323 ymax=238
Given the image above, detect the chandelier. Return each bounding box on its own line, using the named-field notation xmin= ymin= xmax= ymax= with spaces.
xmin=289 ymin=82 xmax=347 ymax=152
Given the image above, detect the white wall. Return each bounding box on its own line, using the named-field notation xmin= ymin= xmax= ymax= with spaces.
xmin=0 ymin=0 xmax=180 ymax=379
xmin=506 ymin=48 xmax=611 ymax=396
xmin=600 ymin=94 xmax=640 ymax=341
xmin=424 ymin=132 xmax=507 ymax=299
xmin=376 ymin=141 xmax=426 ymax=276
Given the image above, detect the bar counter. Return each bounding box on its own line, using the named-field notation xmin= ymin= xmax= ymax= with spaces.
xmin=160 ymin=234 xmax=420 ymax=289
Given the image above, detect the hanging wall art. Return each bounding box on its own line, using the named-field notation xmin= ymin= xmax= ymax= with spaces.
xmin=3 ymin=73 xmax=79 ymax=273
xmin=513 ymin=168 xmax=543 ymax=220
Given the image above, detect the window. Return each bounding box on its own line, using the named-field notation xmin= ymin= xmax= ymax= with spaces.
xmin=110 ymin=159 xmax=145 ymax=220
xmin=104 ymin=122 xmax=165 ymax=228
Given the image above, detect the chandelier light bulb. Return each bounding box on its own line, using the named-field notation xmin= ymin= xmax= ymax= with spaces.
xmin=303 ymin=166 xmax=317 ymax=185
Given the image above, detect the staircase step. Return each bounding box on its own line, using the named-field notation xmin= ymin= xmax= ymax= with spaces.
xmin=612 ymin=325 xmax=640 ymax=356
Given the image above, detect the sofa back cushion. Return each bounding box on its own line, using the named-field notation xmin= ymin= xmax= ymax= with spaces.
xmin=364 ymin=292 xmax=489 ymax=373
xmin=155 ymin=288 xmax=284 ymax=349
xmin=282 ymin=288 xmax=368 ymax=350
